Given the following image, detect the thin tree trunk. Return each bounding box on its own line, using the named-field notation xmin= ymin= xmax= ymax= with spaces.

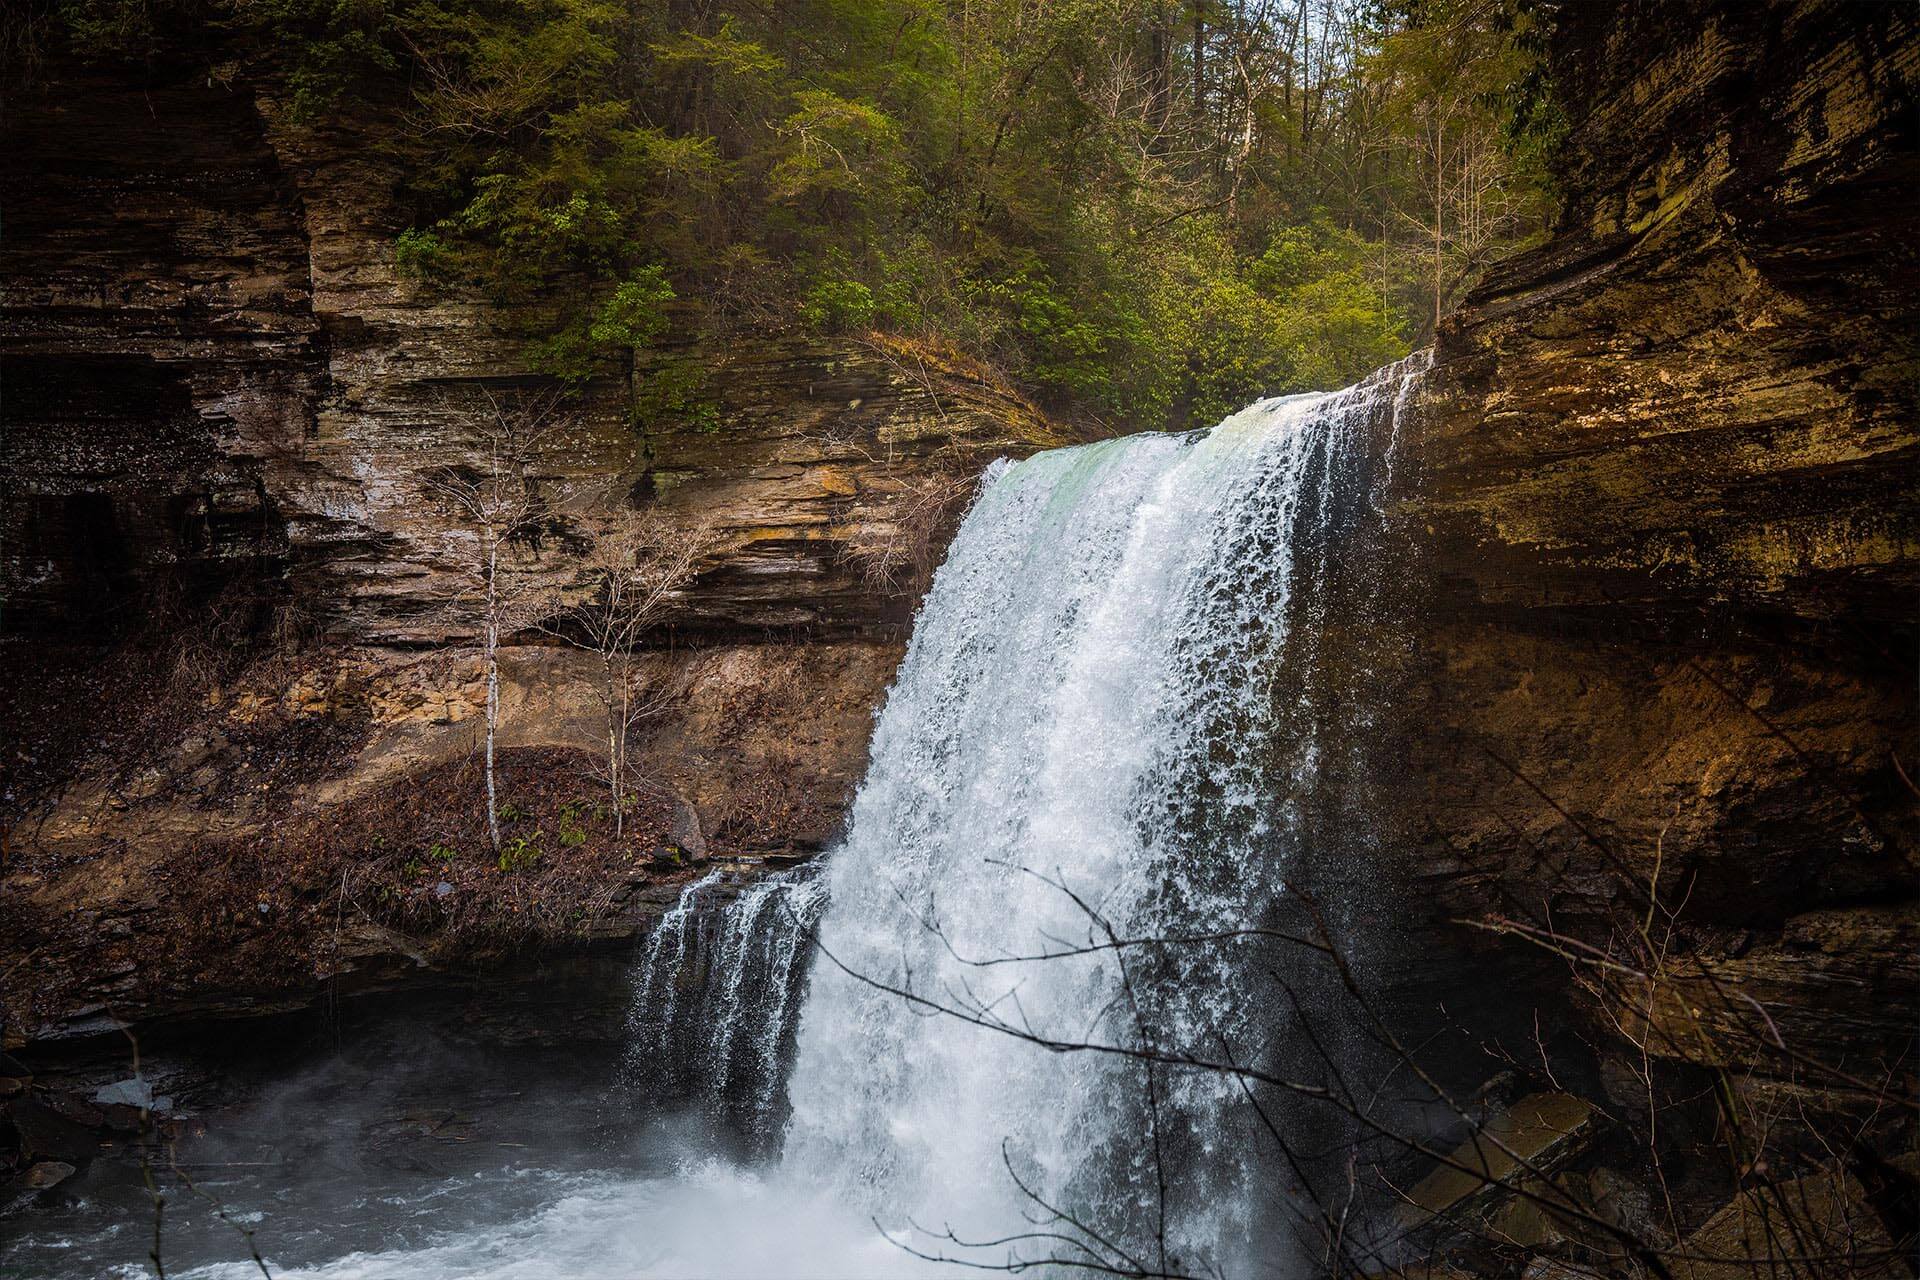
xmin=1192 ymin=1 xmax=1206 ymax=128
xmin=609 ymin=713 xmax=622 ymax=839
xmin=1150 ymin=4 xmax=1173 ymax=146
xmin=485 ymin=543 xmax=502 ymax=853
xmin=1433 ymin=119 xmax=1446 ymax=331
xmin=613 ymin=658 xmax=630 ymax=840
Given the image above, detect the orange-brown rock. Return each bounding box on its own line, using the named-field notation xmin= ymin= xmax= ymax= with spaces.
xmin=1370 ymin=0 xmax=1917 ymax=1111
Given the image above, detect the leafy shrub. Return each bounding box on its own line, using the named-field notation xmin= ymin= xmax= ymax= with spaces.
xmin=800 ymin=278 xmax=878 ymax=333
xmin=632 ymin=356 xmax=720 ymax=431
xmin=497 ymin=834 xmax=542 ymax=873
xmin=394 ymin=229 xmax=457 ymax=285
xmin=589 ymin=268 xmax=676 ymax=349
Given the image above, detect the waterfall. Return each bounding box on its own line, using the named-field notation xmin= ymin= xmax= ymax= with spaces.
xmin=628 ymin=869 xmax=826 ymax=1145
xmin=630 ymin=355 xmax=1428 ymax=1276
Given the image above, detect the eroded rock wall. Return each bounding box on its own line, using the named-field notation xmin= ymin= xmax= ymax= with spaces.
xmin=0 ymin=69 xmax=318 ymax=632
xmin=0 ymin=47 xmax=1059 ymax=1051
xmin=1374 ymin=0 xmax=1917 ymax=1108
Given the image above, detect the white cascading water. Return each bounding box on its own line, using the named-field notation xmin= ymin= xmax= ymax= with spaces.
xmin=188 ymin=355 xmax=1425 ymax=1280
xmin=634 ymin=353 xmax=1429 ymax=1275
xmin=786 ymin=356 xmax=1423 ymax=1272
xmin=627 ymin=869 xmax=826 ymax=1142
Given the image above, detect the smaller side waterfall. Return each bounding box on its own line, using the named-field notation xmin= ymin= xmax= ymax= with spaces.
xmin=625 ymin=869 xmax=825 ymax=1144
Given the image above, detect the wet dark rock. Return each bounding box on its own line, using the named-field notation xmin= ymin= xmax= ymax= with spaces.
xmin=1582 ymin=1166 xmax=1663 ymax=1247
xmin=92 ymin=1078 xmax=171 ymax=1113
xmin=7 ymin=1095 xmax=103 ymax=1164
xmin=15 ymin=1161 xmax=76 ymax=1192
xmin=0 ymin=1053 xmax=30 ymax=1099
xmin=43 ymin=1092 xmax=104 ymax=1130
xmin=1673 ymin=1169 xmax=1910 ymax=1280
xmin=1400 ymin=1093 xmax=1600 ymax=1230
xmin=1521 ymin=1260 xmax=1607 ymax=1280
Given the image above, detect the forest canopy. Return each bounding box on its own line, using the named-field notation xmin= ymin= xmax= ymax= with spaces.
xmin=37 ymin=0 xmax=1562 ymax=431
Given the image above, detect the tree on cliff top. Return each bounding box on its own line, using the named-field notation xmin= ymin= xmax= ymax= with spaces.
xmin=262 ymin=0 xmax=1553 ymax=427
xmin=30 ymin=0 xmax=1558 ymax=426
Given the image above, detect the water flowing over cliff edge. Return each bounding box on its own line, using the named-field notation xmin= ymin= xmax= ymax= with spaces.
xmin=632 ymin=357 xmax=1428 ymax=1280
xmin=28 ymin=357 xmax=1424 ymax=1279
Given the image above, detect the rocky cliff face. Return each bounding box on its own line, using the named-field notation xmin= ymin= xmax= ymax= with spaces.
xmin=1 ymin=67 xmax=318 ymax=633
xmin=0 ymin=46 xmax=1059 ymax=1053
xmin=1 ymin=3 xmax=1914 ymax=1252
xmin=1 ymin=70 xmax=1055 ymax=645
xmin=1356 ymin=0 xmax=1917 ymax=1218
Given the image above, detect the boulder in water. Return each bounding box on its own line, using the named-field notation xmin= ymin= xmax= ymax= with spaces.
xmin=16 ymin=1161 xmax=76 ymax=1192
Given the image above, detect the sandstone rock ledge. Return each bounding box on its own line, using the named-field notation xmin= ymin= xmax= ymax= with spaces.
xmin=0 ymin=39 xmax=1065 ymax=1055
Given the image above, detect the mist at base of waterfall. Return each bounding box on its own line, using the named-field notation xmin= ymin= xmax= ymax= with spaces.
xmin=14 ymin=1149 xmax=950 ymax=1280
xmin=0 ymin=1038 xmax=956 ymax=1280
xmin=182 ymin=1161 xmax=950 ymax=1280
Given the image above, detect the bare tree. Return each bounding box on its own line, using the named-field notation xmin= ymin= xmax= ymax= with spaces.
xmin=542 ymin=507 xmax=714 ymax=838
xmin=836 ymin=466 xmax=983 ymax=599
xmin=423 ymin=387 xmax=569 ymax=853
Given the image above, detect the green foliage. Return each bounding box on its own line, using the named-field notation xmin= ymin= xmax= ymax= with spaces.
xmin=244 ymin=0 xmax=1556 ymax=429
xmin=528 ymin=266 xmax=677 ymax=386
xmin=589 ymin=269 xmax=675 ymax=349
xmin=236 ymin=0 xmax=400 ymax=121
xmin=428 ymin=841 xmax=458 ymax=864
xmin=632 ymin=355 xmax=718 ymax=431
xmin=959 ymin=211 xmax=1407 ymax=427
xmin=394 ymin=229 xmax=457 ymax=284
xmin=498 ymin=833 xmax=543 ymax=872
xmin=495 ymin=800 xmax=524 ymax=823
xmin=56 ymin=0 xmax=166 ymax=62
xmin=557 ymin=803 xmax=587 ymax=847
xmin=800 ymin=277 xmax=878 ymax=334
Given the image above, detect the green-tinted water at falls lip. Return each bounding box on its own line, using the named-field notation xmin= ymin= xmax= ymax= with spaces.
xmin=0 ymin=355 xmax=1429 ymax=1280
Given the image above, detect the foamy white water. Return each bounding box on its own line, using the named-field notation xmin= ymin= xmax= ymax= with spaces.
xmin=780 ymin=358 xmax=1426 ymax=1275
xmin=152 ymin=355 xmax=1427 ymax=1280
xmin=179 ymin=1164 xmax=947 ymax=1280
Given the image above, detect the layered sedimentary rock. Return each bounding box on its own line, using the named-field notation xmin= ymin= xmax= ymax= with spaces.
xmin=0 ymin=68 xmax=318 ymax=631
xmin=1376 ymin=0 xmax=1917 ymax=1104
xmin=0 ymin=0 xmax=1912 ymax=1160
xmin=0 ymin=69 xmax=1052 ymax=644
xmin=0 ymin=49 xmax=1057 ymax=1051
